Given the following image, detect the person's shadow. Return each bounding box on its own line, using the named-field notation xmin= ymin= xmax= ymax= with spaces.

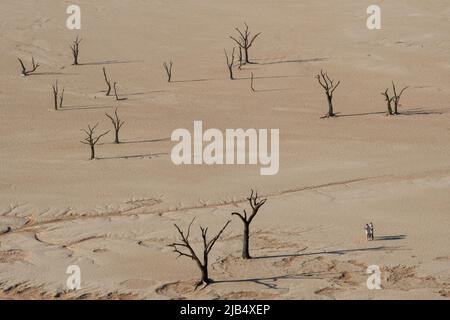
xmin=374 ymin=235 xmax=407 ymax=241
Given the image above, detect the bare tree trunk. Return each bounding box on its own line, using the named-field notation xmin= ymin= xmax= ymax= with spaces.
xmin=242 ymin=222 xmax=250 ymax=259
xmin=52 ymin=81 xmax=59 ymax=111
xmin=163 ymin=60 xmax=173 ymax=82
xmin=327 ymin=94 xmax=334 ymax=117
xmin=202 ymin=250 xmax=209 ymax=284
xmin=103 ymin=67 xmax=112 ymax=96
xmin=250 ymin=72 xmax=255 ymax=92
xmin=59 ymin=88 xmax=65 ymax=109
xmin=90 ymin=144 xmax=95 ymax=160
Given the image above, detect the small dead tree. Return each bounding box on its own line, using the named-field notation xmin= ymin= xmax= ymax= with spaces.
xmin=250 ymin=72 xmax=255 ymax=92
xmin=52 ymin=81 xmax=62 ymax=111
xmin=382 ymin=89 xmax=394 ymax=115
xmin=224 ymin=48 xmax=235 ymax=80
xmin=70 ymin=36 xmax=82 ymax=65
xmin=59 ymin=88 xmax=65 ymax=109
xmin=18 ymin=57 xmax=40 ymax=76
xmin=169 ymin=218 xmax=231 ymax=287
xmin=316 ymin=70 xmax=341 ymax=117
xmin=102 ymin=67 xmax=112 ymax=96
xmin=230 ymin=23 xmax=261 ymax=64
xmin=113 ymin=82 xmax=126 ymax=101
xmin=105 ymin=108 xmax=125 ymax=144
xmin=231 ymin=190 xmax=267 ymax=259
xmin=163 ymin=60 xmax=173 ymax=82
xmin=80 ymin=123 xmax=110 ymax=160
xmin=382 ymin=82 xmax=408 ymax=115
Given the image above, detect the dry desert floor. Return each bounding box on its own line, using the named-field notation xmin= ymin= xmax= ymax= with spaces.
xmin=0 ymin=0 xmax=450 ymax=299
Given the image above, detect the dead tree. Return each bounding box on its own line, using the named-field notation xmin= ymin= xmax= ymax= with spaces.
xmin=382 ymin=82 xmax=408 ymax=115
xmin=163 ymin=60 xmax=173 ymax=82
xmin=102 ymin=67 xmax=112 ymax=96
xmin=230 ymin=23 xmax=261 ymax=64
xmin=18 ymin=57 xmax=40 ymax=76
xmin=224 ymin=48 xmax=235 ymax=80
xmin=316 ymin=70 xmax=341 ymax=117
xmin=59 ymin=88 xmax=65 ymax=109
xmin=382 ymin=89 xmax=394 ymax=115
xmin=250 ymin=72 xmax=255 ymax=92
xmin=113 ymin=82 xmax=127 ymax=101
xmin=169 ymin=218 xmax=231 ymax=287
xmin=105 ymin=108 xmax=125 ymax=144
xmin=231 ymin=190 xmax=267 ymax=259
xmin=71 ymin=36 xmax=82 ymax=65
xmin=52 ymin=81 xmax=60 ymax=111
xmin=80 ymin=123 xmax=110 ymax=160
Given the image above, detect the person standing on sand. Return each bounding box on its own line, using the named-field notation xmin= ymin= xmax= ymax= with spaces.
xmin=364 ymin=224 xmax=370 ymax=241
xmin=369 ymin=222 xmax=375 ymax=240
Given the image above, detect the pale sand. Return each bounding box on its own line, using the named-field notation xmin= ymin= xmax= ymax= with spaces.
xmin=0 ymin=0 xmax=449 ymax=299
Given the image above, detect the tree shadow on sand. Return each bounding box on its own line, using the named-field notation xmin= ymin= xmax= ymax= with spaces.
xmin=254 ymin=57 xmax=329 ymax=65
xmin=97 ymin=152 xmax=168 ymax=160
xmin=121 ymin=137 xmax=171 ymax=145
xmin=397 ymin=107 xmax=446 ymax=116
xmin=79 ymin=60 xmax=143 ymax=66
xmin=253 ymin=246 xmax=402 ymax=260
xmin=374 ymin=235 xmax=407 ymax=241
xmin=334 ymin=111 xmax=386 ymax=118
xmin=59 ymin=105 xmax=115 ymax=111
xmin=210 ymin=272 xmax=335 ymax=289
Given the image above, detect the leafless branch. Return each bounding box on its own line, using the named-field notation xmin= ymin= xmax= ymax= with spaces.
xmin=18 ymin=57 xmax=40 ymax=76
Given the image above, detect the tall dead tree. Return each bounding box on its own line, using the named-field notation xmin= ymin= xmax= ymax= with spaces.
xmin=102 ymin=67 xmax=112 ymax=96
xmin=18 ymin=57 xmax=40 ymax=76
xmin=163 ymin=60 xmax=173 ymax=82
xmin=169 ymin=218 xmax=231 ymax=287
xmin=105 ymin=108 xmax=125 ymax=144
xmin=231 ymin=190 xmax=267 ymax=259
xmin=224 ymin=48 xmax=235 ymax=80
xmin=230 ymin=23 xmax=261 ymax=64
xmin=382 ymin=82 xmax=408 ymax=115
xmin=80 ymin=123 xmax=110 ymax=160
xmin=316 ymin=70 xmax=340 ymax=118
xmin=71 ymin=36 xmax=82 ymax=65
